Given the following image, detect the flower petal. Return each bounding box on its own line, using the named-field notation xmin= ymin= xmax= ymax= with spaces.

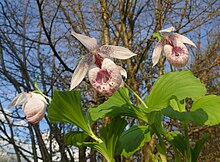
xmin=71 ymin=30 xmax=97 ymax=51
xmin=88 ymin=58 xmax=122 ymax=96
xmin=164 ymin=42 xmax=189 ymax=68
xmin=117 ymin=66 xmax=127 ymax=78
xmin=159 ymin=26 xmax=175 ymax=34
xmin=152 ymin=40 xmax=164 ymax=67
xmin=8 ymin=92 xmax=31 ymax=108
xmin=98 ymin=45 xmax=137 ymax=59
xmin=172 ymin=33 xmax=196 ymax=48
xmin=70 ymin=54 xmax=93 ymax=90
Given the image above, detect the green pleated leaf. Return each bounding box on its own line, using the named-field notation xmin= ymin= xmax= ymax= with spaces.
xmin=48 ymin=90 xmax=92 ymax=134
xmin=146 ymin=70 xmax=206 ymax=112
xmin=99 ymin=117 xmax=128 ymax=159
xmin=191 ymin=95 xmax=220 ymax=126
xmin=88 ymin=87 xmax=148 ymax=122
xmin=168 ymin=132 xmax=187 ymax=155
xmin=78 ymin=142 xmax=115 ymax=162
xmin=65 ymin=131 xmax=87 ymax=146
xmin=117 ymin=126 xmax=151 ymax=158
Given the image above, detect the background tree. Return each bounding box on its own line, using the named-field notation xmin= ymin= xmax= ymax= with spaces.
xmin=0 ymin=0 xmax=219 ymax=161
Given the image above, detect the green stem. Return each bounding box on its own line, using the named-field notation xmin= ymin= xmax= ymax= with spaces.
xmin=33 ymin=89 xmax=52 ymax=101
xmin=33 ymin=78 xmax=52 ymax=101
xmin=124 ymin=83 xmax=148 ymax=109
xmin=152 ymin=125 xmax=167 ymax=162
xmin=89 ymin=131 xmax=103 ymax=143
xmin=183 ymin=122 xmax=191 ymax=162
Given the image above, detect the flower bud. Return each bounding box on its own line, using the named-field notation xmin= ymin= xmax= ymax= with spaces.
xmin=9 ymin=92 xmax=47 ymax=124
xmin=22 ymin=93 xmax=47 ymax=124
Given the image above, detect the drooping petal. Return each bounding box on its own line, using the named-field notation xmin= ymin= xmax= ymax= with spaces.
xmin=117 ymin=66 xmax=127 ymax=78
xmin=88 ymin=58 xmax=122 ymax=96
xmin=22 ymin=96 xmax=47 ymax=124
xmin=159 ymin=26 xmax=175 ymax=35
xmin=8 ymin=92 xmax=31 ymax=108
xmin=71 ymin=30 xmax=97 ymax=51
xmin=152 ymin=40 xmax=164 ymax=67
xmin=164 ymin=42 xmax=189 ymax=68
xmin=70 ymin=54 xmax=93 ymax=90
xmin=98 ymin=45 xmax=137 ymax=59
xmin=172 ymin=33 xmax=197 ymax=48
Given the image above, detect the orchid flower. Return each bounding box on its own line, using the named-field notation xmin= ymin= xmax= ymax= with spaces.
xmin=152 ymin=26 xmax=196 ymax=68
xmin=70 ymin=31 xmax=136 ymax=96
xmin=9 ymin=92 xmax=47 ymax=124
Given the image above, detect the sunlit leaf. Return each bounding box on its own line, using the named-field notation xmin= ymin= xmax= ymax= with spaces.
xmin=169 ymin=98 xmax=186 ymax=112
xmin=191 ymin=95 xmax=220 ymax=126
xmin=88 ymin=87 xmax=148 ymax=122
xmin=117 ymin=126 xmax=151 ymax=158
xmin=145 ymin=70 xmax=206 ymax=112
xmin=48 ymin=90 xmax=92 ymax=134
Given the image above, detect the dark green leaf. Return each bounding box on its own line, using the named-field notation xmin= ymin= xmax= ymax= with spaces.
xmin=65 ymin=131 xmax=87 ymax=146
xmin=117 ymin=126 xmax=151 ymax=157
xmin=150 ymin=112 xmax=166 ymax=135
xmin=162 ymin=107 xmax=208 ymax=125
xmin=146 ymin=70 xmax=206 ymax=112
xmin=191 ymin=95 xmax=220 ymax=126
xmin=99 ymin=117 xmax=128 ymax=158
xmin=162 ymin=97 xmax=214 ymax=125
xmin=168 ymin=132 xmax=187 ymax=155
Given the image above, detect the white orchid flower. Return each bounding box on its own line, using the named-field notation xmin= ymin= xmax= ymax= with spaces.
xmin=9 ymin=92 xmax=47 ymax=124
xmin=152 ymin=26 xmax=196 ymax=68
xmin=70 ymin=31 xmax=137 ymax=96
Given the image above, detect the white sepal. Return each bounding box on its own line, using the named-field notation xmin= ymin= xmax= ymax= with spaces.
xmin=71 ymin=30 xmax=97 ymax=51
xmin=152 ymin=41 xmax=164 ymax=67
xmin=99 ymin=45 xmax=137 ymax=60
xmin=70 ymin=54 xmax=92 ymax=90
xmin=159 ymin=26 xmax=175 ymax=34
xmin=173 ymin=33 xmax=196 ymax=48
xmin=8 ymin=92 xmax=31 ymax=108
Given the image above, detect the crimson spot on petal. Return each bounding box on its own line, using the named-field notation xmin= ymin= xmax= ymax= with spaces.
xmin=96 ymin=70 xmax=111 ymax=84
